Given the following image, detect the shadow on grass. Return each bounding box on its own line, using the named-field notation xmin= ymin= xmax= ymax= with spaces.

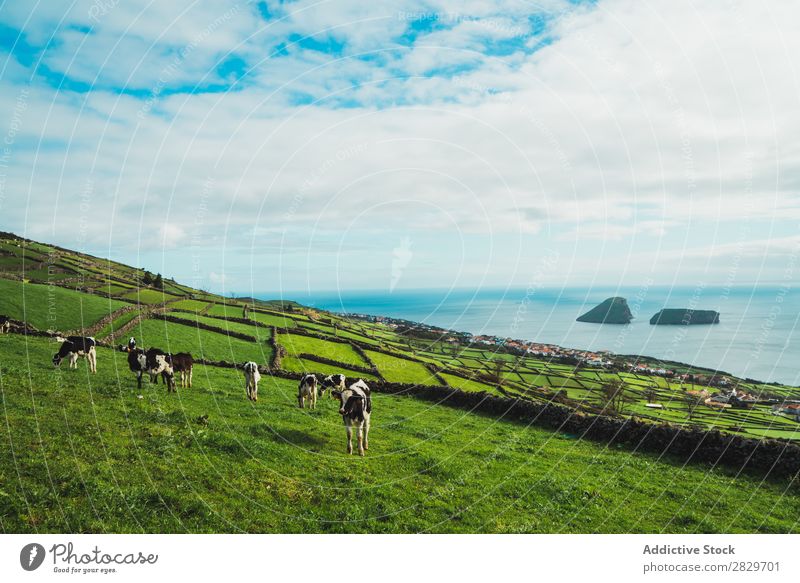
xmin=251 ymin=425 xmax=327 ymax=448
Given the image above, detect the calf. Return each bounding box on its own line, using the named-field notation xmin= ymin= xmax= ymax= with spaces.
xmin=145 ymin=348 xmax=176 ymax=391
xmin=118 ymin=337 xmax=137 ymax=353
xmin=243 ymin=362 xmax=261 ymax=401
xmin=320 ymin=373 xmax=346 ymax=399
xmin=53 ymin=336 xmax=97 ymax=373
xmin=168 ymin=352 xmax=193 ymax=388
xmin=332 ymin=379 xmax=372 ymax=456
xmin=298 ymin=373 xmax=318 ymax=409
xmin=127 ymin=347 xmax=175 ymax=390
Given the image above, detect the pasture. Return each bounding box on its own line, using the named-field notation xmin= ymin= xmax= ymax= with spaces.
xmin=2 ymin=233 xmax=800 ymax=533
xmin=1 ymin=335 xmax=798 ymax=533
xmin=0 ymin=278 xmax=127 ymax=332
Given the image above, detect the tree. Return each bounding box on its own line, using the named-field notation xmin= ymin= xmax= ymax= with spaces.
xmin=153 ymin=273 xmax=163 ymax=289
xmin=643 ymin=386 xmax=659 ymax=404
xmin=598 ymin=380 xmax=634 ymax=416
xmin=492 ymin=359 xmax=504 ymax=386
xmin=684 ymin=393 xmax=706 ymax=422
xmin=142 ymin=271 xmax=153 ymax=286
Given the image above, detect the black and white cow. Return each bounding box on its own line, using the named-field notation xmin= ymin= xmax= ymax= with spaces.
xmin=127 ymin=347 xmax=175 ymax=390
xmin=117 ymin=337 xmax=137 ymax=353
xmin=168 ymin=353 xmax=193 ymax=389
xmin=243 ymin=361 xmax=261 ymax=401
xmin=332 ymin=379 xmax=372 ymax=456
xmin=320 ymin=373 xmax=346 ymax=399
xmin=0 ymin=315 xmax=10 ymax=334
xmin=53 ymin=336 xmax=97 ymax=373
xmin=298 ymin=374 xmax=318 ymax=409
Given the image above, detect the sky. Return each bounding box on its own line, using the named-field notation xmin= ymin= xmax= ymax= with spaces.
xmin=0 ymin=0 xmax=798 ymax=297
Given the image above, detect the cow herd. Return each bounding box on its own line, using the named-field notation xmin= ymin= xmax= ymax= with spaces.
xmin=121 ymin=337 xmax=193 ymax=393
xmin=243 ymin=365 xmax=372 ymax=456
xmin=51 ymin=336 xmax=373 ymax=456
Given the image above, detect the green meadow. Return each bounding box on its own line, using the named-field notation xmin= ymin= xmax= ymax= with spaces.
xmin=1 ymin=233 xmax=799 ymax=533
xmin=1 ymin=336 xmax=798 ymax=533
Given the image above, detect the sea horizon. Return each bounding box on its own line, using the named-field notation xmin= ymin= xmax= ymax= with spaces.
xmin=255 ymin=284 xmax=799 ymax=387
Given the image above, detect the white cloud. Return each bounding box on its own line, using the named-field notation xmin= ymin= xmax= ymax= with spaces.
xmin=2 ymin=0 xmax=799 ymax=288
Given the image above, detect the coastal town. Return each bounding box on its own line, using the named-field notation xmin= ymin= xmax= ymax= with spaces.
xmin=342 ymin=312 xmax=800 ymax=422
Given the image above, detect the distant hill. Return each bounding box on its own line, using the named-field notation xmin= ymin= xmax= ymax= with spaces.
xmin=2 ymin=232 xmax=800 ymax=534
xmin=650 ymin=308 xmax=720 ymax=325
xmin=0 ymin=232 xmax=293 ymax=310
xmin=576 ymin=296 xmax=633 ymax=324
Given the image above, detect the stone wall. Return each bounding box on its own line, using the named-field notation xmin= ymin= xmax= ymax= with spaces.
xmin=266 ymin=368 xmax=800 ymax=478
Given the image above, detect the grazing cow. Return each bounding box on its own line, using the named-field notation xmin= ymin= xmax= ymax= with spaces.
xmin=332 ymin=379 xmax=372 ymax=456
xmin=145 ymin=348 xmax=176 ymax=390
xmin=298 ymin=374 xmax=318 ymax=409
xmin=0 ymin=316 xmax=9 ymax=334
xmin=53 ymin=336 xmax=97 ymax=373
xmin=118 ymin=337 xmax=137 ymax=353
xmin=320 ymin=373 xmax=346 ymax=399
xmin=243 ymin=362 xmax=261 ymax=401
xmin=167 ymin=352 xmax=193 ymax=388
xmin=127 ymin=347 xmax=175 ymax=390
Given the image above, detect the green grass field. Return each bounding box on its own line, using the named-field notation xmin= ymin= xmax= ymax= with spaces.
xmin=366 ymin=350 xmax=444 ymax=385
xmin=280 ymin=355 xmax=380 ymax=380
xmin=132 ymin=319 xmax=272 ymax=365
xmin=168 ymin=312 xmax=271 ymax=341
xmin=120 ymin=288 xmax=181 ymax=304
xmin=1 ymin=335 xmax=798 ymax=533
xmin=95 ymin=310 xmax=140 ymax=341
xmin=2 ymin=234 xmax=800 ymax=533
xmin=0 ymin=278 xmax=127 ymax=332
xmin=278 ymin=333 xmax=369 ymax=368
xmin=169 ymin=299 xmax=212 ymax=313
xmin=440 ymin=372 xmax=502 ymax=395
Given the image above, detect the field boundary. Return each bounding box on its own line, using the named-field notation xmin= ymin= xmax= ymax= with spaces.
xmin=175 ymin=355 xmax=800 ymax=478
xmin=296 ymin=352 xmax=380 ymax=377
xmin=253 ymin=367 xmax=800 ymax=478
xmin=159 ymin=314 xmax=260 ymax=342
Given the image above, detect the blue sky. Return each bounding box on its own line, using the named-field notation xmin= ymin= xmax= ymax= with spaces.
xmin=0 ymin=0 xmax=798 ymax=296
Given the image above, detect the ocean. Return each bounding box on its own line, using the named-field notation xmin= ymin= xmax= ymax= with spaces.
xmin=274 ymin=285 xmax=799 ymax=387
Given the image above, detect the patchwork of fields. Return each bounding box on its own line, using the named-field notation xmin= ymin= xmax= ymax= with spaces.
xmin=1 ymin=234 xmax=799 ymax=532
xmin=1 ymin=336 xmax=798 ymax=533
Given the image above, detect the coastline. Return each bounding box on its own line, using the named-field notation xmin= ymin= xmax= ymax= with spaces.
xmin=263 ymin=286 xmax=799 ymax=388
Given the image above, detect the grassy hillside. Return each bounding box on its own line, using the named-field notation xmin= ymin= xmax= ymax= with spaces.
xmin=0 ymin=336 xmax=798 ymax=533
xmin=1 ymin=232 xmax=799 ymax=533
xmin=0 ymin=278 xmax=127 ymax=332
